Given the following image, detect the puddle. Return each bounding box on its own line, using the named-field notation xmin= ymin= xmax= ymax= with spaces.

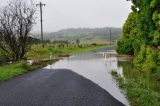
xmin=44 ymin=51 xmax=130 ymax=106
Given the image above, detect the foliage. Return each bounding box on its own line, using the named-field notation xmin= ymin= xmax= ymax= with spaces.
xmin=114 ymin=61 xmax=160 ymax=106
xmin=120 ymin=78 xmax=160 ymax=106
xmin=116 ymin=38 xmax=134 ymax=55
xmin=116 ymin=12 xmax=139 ymax=55
xmin=117 ymin=0 xmax=160 ymax=70
xmin=134 ymin=45 xmax=146 ymax=68
xmin=143 ymin=47 xmax=159 ymax=73
xmin=0 ymin=49 xmax=9 ymax=64
xmin=116 ymin=0 xmax=160 ymax=105
xmin=121 ymin=12 xmax=138 ymax=38
xmin=0 ymin=0 xmax=36 ymax=61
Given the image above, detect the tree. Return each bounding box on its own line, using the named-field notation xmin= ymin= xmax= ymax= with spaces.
xmin=0 ymin=0 xmax=36 ymax=61
xmin=122 ymin=12 xmax=138 ymax=39
xmin=117 ymin=0 xmax=160 ymax=72
xmin=76 ymin=39 xmax=80 ymax=45
xmin=116 ymin=12 xmax=139 ymax=55
xmin=116 ymin=39 xmax=134 ymax=55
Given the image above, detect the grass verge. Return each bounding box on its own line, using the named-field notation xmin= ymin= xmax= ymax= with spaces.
xmin=0 ymin=59 xmax=57 ymax=83
xmin=0 ymin=44 xmax=107 ymax=83
xmin=111 ymin=70 xmax=160 ymax=106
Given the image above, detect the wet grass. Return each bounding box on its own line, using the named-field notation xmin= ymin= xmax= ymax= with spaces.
xmin=0 ymin=61 xmax=28 ymax=82
xmin=111 ymin=71 xmax=118 ymax=77
xmin=0 ymin=59 xmax=57 ymax=83
xmin=0 ymin=44 xmax=106 ymax=83
xmin=112 ymin=61 xmax=160 ymax=106
xmin=27 ymin=44 xmax=106 ymax=61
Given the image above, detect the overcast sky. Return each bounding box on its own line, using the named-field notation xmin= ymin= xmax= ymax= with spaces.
xmin=0 ymin=0 xmax=132 ymax=32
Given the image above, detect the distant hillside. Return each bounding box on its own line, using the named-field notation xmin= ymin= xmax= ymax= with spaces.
xmin=37 ymin=27 xmax=122 ymax=44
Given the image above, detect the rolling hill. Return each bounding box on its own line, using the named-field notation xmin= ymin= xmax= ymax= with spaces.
xmin=35 ymin=27 xmax=122 ymax=44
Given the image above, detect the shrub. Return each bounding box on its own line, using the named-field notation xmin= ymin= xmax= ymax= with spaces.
xmin=134 ymin=45 xmax=146 ymax=68
xmin=143 ymin=47 xmax=159 ymax=73
xmin=116 ymin=38 xmax=134 ymax=55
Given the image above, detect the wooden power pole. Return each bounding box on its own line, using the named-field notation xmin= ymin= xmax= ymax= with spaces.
xmin=109 ymin=28 xmax=112 ymax=45
xmin=36 ymin=2 xmax=46 ymax=47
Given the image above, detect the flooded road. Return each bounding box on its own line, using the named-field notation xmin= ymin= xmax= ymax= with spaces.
xmin=45 ymin=51 xmax=130 ymax=106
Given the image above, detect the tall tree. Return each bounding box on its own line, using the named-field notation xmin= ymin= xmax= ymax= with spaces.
xmin=117 ymin=0 xmax=160 ymax=70
xmin=0 ymin=0 xmax=36 ymax=61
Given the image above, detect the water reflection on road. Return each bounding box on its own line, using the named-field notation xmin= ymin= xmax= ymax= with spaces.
xmin=44 ymin=51 xmax=130 ymax=106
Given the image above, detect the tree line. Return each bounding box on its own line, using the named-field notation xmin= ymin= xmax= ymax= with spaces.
xmin=117 ymin=0 xmax=160 ymax=72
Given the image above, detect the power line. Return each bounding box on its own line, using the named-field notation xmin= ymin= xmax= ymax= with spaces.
xmin=36 ymin=2 xmax=46 ymax=47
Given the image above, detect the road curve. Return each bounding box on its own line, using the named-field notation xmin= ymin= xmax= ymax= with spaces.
xmin=96 ymin=45 xmax=116 ymax=52
xmin=0 ymin=69 xmax=125 ymax=106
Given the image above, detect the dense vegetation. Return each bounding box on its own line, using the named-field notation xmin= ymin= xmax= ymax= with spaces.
xmin=117 ymin=0 xmax=160 ymax=75
xmin=36 ymin=27 xmax=121 ymax=44
xmin=0 ymin=0 xmax=36 ymax=61
xmin=0 ymin=37 xmax=41 ymax=64
xmin=116 ymin=0 xmax=160 ymax=105
xmin=112 ymin=61 xmax=160 ymax=106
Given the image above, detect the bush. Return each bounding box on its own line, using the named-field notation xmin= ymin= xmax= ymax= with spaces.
xmin=116 ymin=38 xmax=134 ymax=55
xmin=134 ymin=45 xmax=146 ymax=68
xmin=143 ymin=47 xmax=159 ymax=73
xmin=0 ymin=50 xmax=9 ymax=64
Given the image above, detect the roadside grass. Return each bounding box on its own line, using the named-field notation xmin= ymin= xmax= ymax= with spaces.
xmin=0 ymin=59 xmax=58 ymax=83
xmin=27 ymin=44 xmax=106 ymax=61
xmin=111 ymin=71 xmax=118 ymax=77
xmin=119 ymin=78 xmax=160 ymax=106
xmin=111 ymin=64 xmax=160 ymax=106
xmin=0 ymin=61 xmax=28 ymax=82
xmin=0 ymin=44 xmax=107 ymax=83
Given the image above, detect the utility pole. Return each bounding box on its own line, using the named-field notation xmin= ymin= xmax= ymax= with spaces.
xmin=36 ymin=2 xmax=46 ymax=47
xmin=109 ymin=28 xmax=112 ymax=45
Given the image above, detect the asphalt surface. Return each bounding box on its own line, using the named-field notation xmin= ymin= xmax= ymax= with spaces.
xmin=96 ymin=45 xmax=116 ymax=52
xmin=0 ymin=68 xmax=125 ymax=106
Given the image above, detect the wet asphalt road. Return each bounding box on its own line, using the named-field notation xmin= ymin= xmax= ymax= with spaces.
xmin=0 ymin=68 xmax=125 ymax=106
xmin=95 ymin=45 xmax=115 ymax=52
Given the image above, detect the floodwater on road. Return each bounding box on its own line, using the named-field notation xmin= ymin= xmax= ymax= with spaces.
xmin=44 ymin=51 xmax=130 ymax=106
